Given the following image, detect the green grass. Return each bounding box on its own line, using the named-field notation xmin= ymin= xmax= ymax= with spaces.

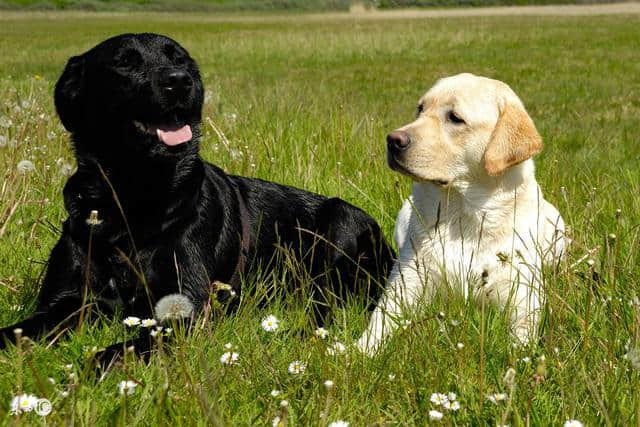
xmin=1 ymin=10 xmax=639 ymax=425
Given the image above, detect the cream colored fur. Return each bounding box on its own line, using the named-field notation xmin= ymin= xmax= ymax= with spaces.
xmin=357 ymin=73 xmax=566 ymax=355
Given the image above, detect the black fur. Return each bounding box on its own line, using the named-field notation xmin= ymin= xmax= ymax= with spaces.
xmin=0 ymin=34 xmax=394 ymax=361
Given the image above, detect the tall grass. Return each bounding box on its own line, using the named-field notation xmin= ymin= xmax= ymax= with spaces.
xmin=0 ymin=11 xmax=639 ymax=425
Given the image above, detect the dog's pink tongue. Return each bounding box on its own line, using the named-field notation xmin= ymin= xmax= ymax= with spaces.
xmin=156 ymin=125 xmax=192 ymax=146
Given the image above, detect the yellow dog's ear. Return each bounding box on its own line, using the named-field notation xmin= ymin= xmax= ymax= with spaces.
xmin=483 ymin=103 xmax=542 ymax=176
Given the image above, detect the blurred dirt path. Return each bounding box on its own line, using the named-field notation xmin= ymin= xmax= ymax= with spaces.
xmin=2 ymin=2 xmax=639 ymax=22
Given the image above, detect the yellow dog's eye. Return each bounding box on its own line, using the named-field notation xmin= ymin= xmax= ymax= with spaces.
xmin=447 ymin=111 xmax=465 ymax=124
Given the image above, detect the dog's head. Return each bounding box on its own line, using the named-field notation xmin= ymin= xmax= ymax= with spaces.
xmin=55 ymin=33 xmax=204 ymax=162
xmin=386 ymin=73 xmax=542 ymax=187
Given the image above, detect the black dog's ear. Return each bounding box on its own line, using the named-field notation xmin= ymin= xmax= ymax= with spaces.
xmin=54 ymin=55 xmax=85 ymax=132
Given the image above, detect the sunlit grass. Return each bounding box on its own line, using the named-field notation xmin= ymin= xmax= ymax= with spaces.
xmin=0 ymin=10 xmax=639 ymax=425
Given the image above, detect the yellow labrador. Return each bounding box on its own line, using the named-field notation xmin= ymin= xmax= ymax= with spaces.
xmin=358 ymin=73 xmax=566 ymax=354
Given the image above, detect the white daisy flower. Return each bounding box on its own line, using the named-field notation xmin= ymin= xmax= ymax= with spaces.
xmin=10 ymin=394 xmax=38 ymax=414
xmin=324 ymin=380 xmax=334 ymax=389
xmin=118 ymin=380 xmax=137 ymax=396
xmin=261 ymin=315 xmax=280 ymax=332
xmin=327 ymin=341 xmax=346 ymax=356
xmin=17 ymin=160 xmax=35 ymax=174
xmin=328 ymin=421 xmax=349 ymax=427
xmin=428 ymin=409 xmax=443 ymax=420
xmin=224 ymin=342 xmax=233 ymax=350
xmin=270 ymin=390 xmax=281 ymax=397
xmin=447 ymin=392 xmax=457 ymax=401
xmin=430 ymin=393 xmax=448 ymax=406
xmin=140 ymin=318 xmax=157 ymax=328
xmin=563 ymin=421 xmax=584 ymax=427
xmin=220 ymin=352 xmax=239 ymax=365
xmin=456 ymin=342 xmax=465 ymax=350
xmin=486 ymin=393 xmax=507 ymax=404
xmin=288 ymin=360 xmax=306 ymax=375
xmin=272 ymin=416 xmax=282 ymax=427
xmin=443 ymin=400 xmax=460 ymax=411
xmin=123 ymin=316 xmax=140 ymax=327
xmin=314 ymin=327 xmax=329 ymax=339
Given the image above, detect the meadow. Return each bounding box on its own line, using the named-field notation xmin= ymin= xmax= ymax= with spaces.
xmin=0 ymin=9 xmax=639 ymax=425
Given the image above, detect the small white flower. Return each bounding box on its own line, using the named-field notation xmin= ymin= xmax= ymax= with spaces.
xmin=270 ymin=390 xmax=281 ymax=397
xmin=155 ymin=294 xmax=194 ymax=321
xmin=314 ymin=327 xmax=329 ymax=339
xmin=288 ymin=360 xmax=306 ymax=375
xmin=486 ymin=393 xmax=507 ymax=404
xmin=64 ymin=364 xmax=73 ymax=370
xmin=220 ymin=352 xmax=239 ymax=365
xmin=324 ymin=380 xmax=334 ymax=389
xmin=450 ymin=319 xmax=460 ymax=327
xmin=430 ymin=393 xmax=448 ymax=406
xmin=118 ymin=380 xmax=137 ymax=396
xmin=521 ymin=357 xmax=531 ymax=363
xmin=327 ymin=341 xmax=346 ymax=356
xmin=48 ymin=377 xmax=56 ymax=385
xmin=280 ymin=399 xmax=288 ymax=408
xmin=224 ymin=342 xmax=233 ymax=350
xmin=443 ymin=400 xmax=460 ymax=411
xmin=272 ymin=416 xmax=282 ymax=427
xmin=447 ymin=392 xmax=457 ymax=401
xmin=10 ymin=394 xmax=38 ymax=414
xmin=140 ymin=318 xmax=157 ymax=328
xmin=428 ymin=409 xmax=443 ymax=420
xmin=261 ymin=315 xmax=280 ymax=332
xmin=0 ymin=135 xmax=7 ymax=147
xmin=328 ymin=421 xmax=349 ymax=427
xmin=17 ymin=160 xmax=35 ymax=174
xmin=563 ymin=420 xmax=584 ymax=427
xmin=60 ymin=391 xmax=69 ymax=398
xmin=456 ymin=342 xmax=465 ymax=350
xmin=123 ymin=316 xmax=140 ymax=327
xmin=388 ymin=373 xmax=396 ymax=380
xmin=400 ymin=319 xmax=411 ymax=330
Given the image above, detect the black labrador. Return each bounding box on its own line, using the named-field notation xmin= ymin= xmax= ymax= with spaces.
xmin=0 ymin=33 xmax=394 ymax=362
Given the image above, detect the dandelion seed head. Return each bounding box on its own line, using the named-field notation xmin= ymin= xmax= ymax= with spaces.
xmin=155 ymin=294 xmax=194 ymax=321
xmin=17 ymin=160 xmax=35 ymax=174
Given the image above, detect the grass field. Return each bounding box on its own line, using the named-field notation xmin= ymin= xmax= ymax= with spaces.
xmin=1 ymin=9 xmax=639 ymax=425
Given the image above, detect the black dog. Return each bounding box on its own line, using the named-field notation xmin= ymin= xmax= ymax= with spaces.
xmin=0 ymin=33 xmax=394 ymax=362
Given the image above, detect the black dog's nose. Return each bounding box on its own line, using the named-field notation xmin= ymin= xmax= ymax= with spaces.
xmin=387 ymin=130 xmax=411 ymax=153
xmin=159 ymin=69 xmax=193 ymax=97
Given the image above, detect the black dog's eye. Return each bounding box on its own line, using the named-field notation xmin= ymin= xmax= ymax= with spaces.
xmin=447 ymin=110 xmax=465 ymax=124
xmin=164 ymin=44 xmax=187 ymax=65
xmin=417 ymin=104 xmax=424 ymax=115
xmin=115 ymin=50 xmax=142 ymax=70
